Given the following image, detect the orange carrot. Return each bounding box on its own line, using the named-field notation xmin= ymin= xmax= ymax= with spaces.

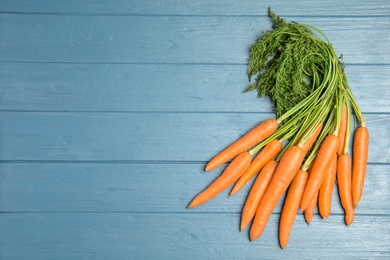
xmin=318 ymin=154 xmax=337 ymax=219
xmin=188 ymin=151 xmax=252 ymax=208
xmin=300 ymin=134 xmax=338 ymax=211
xmin=240 ymin=160 xmax=278 ymax=231
xmin=299 ymin=122 xmax=323 ymax=155
xmin=279 ymin=169 xmax=308 ymax=249
xmin=231 ymin=139 xmax=282 ymax=195
xmin=304 ymin=191 xmax=318 ymax=224
xmin=250 ymin=145 xmax=305 ymax=241
xmin=337 ymin=104 xmax=348 ymax=156
xmin=352 ymin=126 xmax=369 ymax=208
xmin=337 ymin=153 xmax=354 ymax=225
xmin=205 ymin=119 xmax=278 ymax=172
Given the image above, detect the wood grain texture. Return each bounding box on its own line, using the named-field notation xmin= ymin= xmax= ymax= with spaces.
xmin=1 ymin=14 xmax=389 ymax=64
xmin=1 ymin=0 xmax=390 ymax=16
xmin=1 ymin=63 xmax=389 ymax=113
xmin=0 ymin=213 xmax=389 ymax=259
xmin=0 ymin=162 xmax=388 ymax=214
xmin=0 ymin=112 xmax=388 ymax=162
xmin=0 ymin=0 xmax=389 ymax=258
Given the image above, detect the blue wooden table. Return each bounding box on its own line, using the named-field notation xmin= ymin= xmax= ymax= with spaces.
xmin=1 ymin=0 xmax=389 ymax=259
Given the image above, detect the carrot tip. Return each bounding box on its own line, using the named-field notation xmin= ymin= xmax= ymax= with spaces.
xmin=321 ymin=214 xmax=329 ymax=220
xmin=249 ymin=232 xmax=261 ymax=242
xmin=230 ymin=187 xmax=238 ymax=196
xmin=279 ymin=243 xmax=287 ymax=249
xmin=345 ymin=212 xmax=354 ymax=226
xmin=240 ymin=221 xmax=248 ymax=232
xmin=345 ymin=217 xmax=354 ymax=226
xmin=187 ymin=200 xmax=198 ymax=209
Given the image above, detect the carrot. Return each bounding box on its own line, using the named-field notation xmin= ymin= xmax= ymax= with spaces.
xmin=352 ymin=126 xmax=369 ymax=208
xmin=300 ymin=134 xmax=338 ymax=211
xmin=337 ymin=153 xmax=354 ymax=225
xmin=250 ymin=145 xmax=305 ymax=241
xmin=279 ymin=169 xmax=308 ymax=249
xmin=205 ymin=119 xmax=278 ymax=172
xmin=318 ymin=154 xmax=337 ymax=219
xmin=231 ymin=139 xmax=282 ymax=196
xmin=299 ymin=122 xmax=323 ymax=155
xmin=240 ymin=160 xmax=278 ymax=231
xmin=337 ymin=104 xmax=348 ymax=156
xmin=188 ymin=151 xmax=252 ymax=208
xmin=304 ymin=191 xmax=318 ymax=224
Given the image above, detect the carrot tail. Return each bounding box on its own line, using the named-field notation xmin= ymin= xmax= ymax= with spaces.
xmin=318 ymin=154 xmax=337 ymax=219
xmin=337 ymin=154 xmax=354 ymax=226
xmin=205 ymin=118 xmax=278 ymax=172
xmin=188 ymin=152 xmax=252 ymax=208
xmin=300 ymin=134 xmax=338 ymax=211
xmin=352 ymin=126 xmax=369 ymax=208
xmin=240 ymin=160 xmax=278 ymax=231
xmin=250 ymin=146 xmax=305 ymax=241
xmin=337 ymin=104 xmax=348 ymax=156
xmin=304 ymin=192 xmax=318 ymax=224
xmin=279 ymin=169 xmax=308 ymax=249
xmin=231 ymin=139 xmax=282 ymax=196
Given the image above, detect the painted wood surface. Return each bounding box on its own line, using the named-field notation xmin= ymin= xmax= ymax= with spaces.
xmin=1 ymin=15 xmax=389 ymax=64
xmin=1 ymin=213 xmax=389 ymax=259
xmin=0 ymin=0 xmax=389 ymax=259
xmin=1 ymin=63 xmax=389 ymax=113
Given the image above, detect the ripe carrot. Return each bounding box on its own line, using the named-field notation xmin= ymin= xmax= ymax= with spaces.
xmin=279 ymin=169 xmax=308 ymax=249
xmin=337 ymin=153 xmax=354 ymax=225
xmin=240 ymin=160 xmax=278 ymax=231
xmin=250 ymin=145 xmax=305 ymax=241
xmin=299 ymin=122 xmax=323 ymax=155
xmin=352 ymin=126 xmax=369 ymax=208
xmin=318 ymin=154 xmax=337 ymax=219
xmin=188 ymin=151 xmax=252 ymax=208
xmin=304 ymin=191 xmax=318 ymax=224
xmin=205 ymin=119 xmax=278 ymax=172
xmin=337 ymin=104 xmax=348 ymax=156
xmin=300 ymin=134 xmax=338 ymax=211
xmin=231 ymin=139 xmax=282 ymax=196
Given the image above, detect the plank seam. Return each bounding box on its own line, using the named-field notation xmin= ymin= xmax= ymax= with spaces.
xmin=1 ymin=11 xmax=390 ymax=18
xmin=1 ymin=61 xmax=390 ymax=66
xmin=0 ymin=111 xmax=387 ymax=115
xmin=0 ymin=211 xmax=387 ymax=216
xmin=0 ymin=160 xmax=388 ymax=166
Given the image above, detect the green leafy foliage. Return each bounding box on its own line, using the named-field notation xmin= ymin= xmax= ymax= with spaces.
xmin=247 ymin=8 xmax=331 ymax=117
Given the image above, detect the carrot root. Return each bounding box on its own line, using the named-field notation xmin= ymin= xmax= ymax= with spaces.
xmin=304 ymin=193 xmax=317 ymax=225
xmin=188 ymin=151 xmax=252 ymax=208
xmin=318 ymin=154 xmax=337 ymax=219
xmin=205 ymin=119 xmax=278 ymax=172
xmin=300 ymin=134 xmax=338 ymax=211
xmin=240 ymin=160 xmax=278 ymax=231
xmin=337 ymin=154 xmax=354 ymax=226
xmin=250 ymin=146 xmax=305 ymax=242
xmin=279 ymin=169 xmax=308 ymax=249
xmin=231 ymin=139 xmax=282 ymax=196
xmin=352 ymin=126 xmax=369 ymax=208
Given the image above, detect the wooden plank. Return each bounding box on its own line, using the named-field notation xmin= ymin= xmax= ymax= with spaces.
xmin=1 ymin=0 xmax=389 ymax=16
xmin=1 ymin=14 xmax=389 ymax=64
xmin=0 ymin=112 xmax=388 ymax=162
xmin=0 ymin=213 xmax=389 ymax=259
xmin=0 ymin=162 xmax=388 ymax=214
xmin=1 ymin=63 xmax=388 ymax=113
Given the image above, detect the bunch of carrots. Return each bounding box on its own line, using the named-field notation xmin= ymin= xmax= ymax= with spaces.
xmin=187 ymin=10 xmax=369 ymax=248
